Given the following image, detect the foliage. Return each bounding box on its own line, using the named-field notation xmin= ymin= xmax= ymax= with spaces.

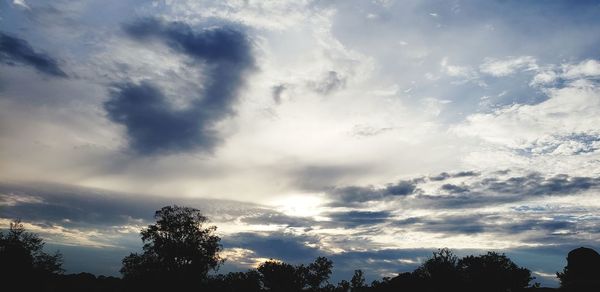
xmin=413 ymin=248 xmax=461 ymax=291
xmin=0 ymin=219 xmax=64 ymax=289
xmin=257 ymin=257 xmax=333 ymax=291
xmin=120 ymin=205 xmax=223 ymax=288
xmin=350 ymin=269 xmax=366 ymax=289
xmin=458 ymin=251 xmax=533 ymax=292
xmin=557 ymin=247 xmax=600 ymax=292
xmin=207 ymin=271 xmax=262 ymax=292
xmin=0 ymin=219 xmax=64 ymax=274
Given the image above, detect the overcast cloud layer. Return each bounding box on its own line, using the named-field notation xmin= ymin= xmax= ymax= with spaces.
xmin=1 ymin=0 xmax=599 ymax=287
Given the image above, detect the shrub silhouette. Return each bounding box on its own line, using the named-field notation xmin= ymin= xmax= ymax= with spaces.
xmin=120 ymin=205 xmax=223 ymax=290
xmin=369 ymin=248 xmax=534 ymax=292
xmin=458 ymin=251 xmax=532 ymax=292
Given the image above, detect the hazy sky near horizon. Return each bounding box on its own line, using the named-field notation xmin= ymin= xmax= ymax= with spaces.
xmin=1 ymin=0 xmax=600 ymax=286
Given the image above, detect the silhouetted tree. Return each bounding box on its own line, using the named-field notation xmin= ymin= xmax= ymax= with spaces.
xmin=350 ymin=269 xmax=366 ymax=290
xmin=120 ymin=205 xmax=223 ymax=290
xmin=258 ymin=260 xmax=305 ymax=291
xmin=257 ymin=257 xmax=334 ymax=291
xmin=557 ymin=247 xmax=600 ymax=292
xmin=413 ymin=248 xmax=461 ymax=291
xmin=0 ymin=219 xmax=63 ymax=290
xmin=53 ymin=272 xmax=122 ymax=292
xmin=307 ymin=256 xmax=334 ymax=290
xmin=369 ymin=272 xmax=421 ymax=292
xmin=206 ymin=270 xmax=262 ymax=292
xmin=336 ymin=280 xmax=350 ymax=292
xmin=458 ymin=251 xmax=533 ymax=292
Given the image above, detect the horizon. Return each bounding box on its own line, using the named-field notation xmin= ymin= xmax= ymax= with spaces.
xmin=1 ymin=0 xmax=600 ymax=288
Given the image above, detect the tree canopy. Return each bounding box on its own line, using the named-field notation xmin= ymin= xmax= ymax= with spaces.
xmin=0 ymin=219 xmax=63 ymax=290
xmin=120 ymin=205 xmax=223 ymax=289
xmin=256 ymin=256 xmax=334 ymax=291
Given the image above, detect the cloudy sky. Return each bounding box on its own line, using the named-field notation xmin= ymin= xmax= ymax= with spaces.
xmin=1 ymin=0 xmax=600 ymax=286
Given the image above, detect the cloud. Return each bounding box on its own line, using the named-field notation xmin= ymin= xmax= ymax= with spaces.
xmin=104 ymin=18 xmax=255 ymax=155
xmin=0 ymin=182 xmax=265 ymax=231
xmin=310 ymin=71 xmax=346 ymax=95
xmin=429 ymin=171 xmax=479 ymax=181
xmin=453 ymin=71 xmax=600 ymax=162
xmin=328 ymin=180 xmax=417 ymax=206
xmin=440 ymin=57 xmax=478 ymax=80
xmin=479 ymin=56 xmax=537 ymax=77
xmin=271 ymin=84 xmax=287 ymax=104
xmin=480 ymin=173 xmax=600 ymax=197
xmin=240 ymin=211 xmax=316 ymax=228
xmin=562 ymin=59 xmax=600 ymax=79
xmin=105 ymin=82 xmax=223 ymax=155
xmin=416 ymin=172 xmax=600 ymax=210
xmin=223 ymin=232 xmax=321 ymax=262
xmin=2 ymin=174 xmax=598 ymax=284
xmin=530 ymin=59 xmax=600 ymax=86
xmin=441 ymin=183 xmax=470 ymax=193
xmin=393 ymin=213 xmax=581 ymax=238
xmin=0 ymin=32 xmax=67 ymax=77
xmin=12 ymin=0 xmax=30 ymax=10
xmin=324 ymin=171 xmax=600 ymax=211
xmin=326 ymin=210 xmax=391 ymax=228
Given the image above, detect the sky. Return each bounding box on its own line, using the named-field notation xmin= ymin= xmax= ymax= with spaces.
xmin=1 ymin=0 xmax=600 ymax=287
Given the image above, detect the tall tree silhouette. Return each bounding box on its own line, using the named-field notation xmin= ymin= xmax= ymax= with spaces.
xmin=306 ymin=256 xmax=334 ymax=290
xmin=350 ymin=269 xmax=366 ymax=290
xmin=120 ymin=205 xmax=222 ymax=290
xmin=0 ymin=219 xmax=63 ymax=290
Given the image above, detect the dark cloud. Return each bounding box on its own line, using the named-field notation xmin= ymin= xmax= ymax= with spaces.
xmin=502 ymin=219 xmax=577 ymax=235
xmin=326 ymin=172 xmax=600 ymax=210
xmin=429 ymin=172 xmax=451 ymax=181
xmin=412 ymin=173 xmax=600 ymax=209
xmin=480 ymin=173 xmax=600 ymax=197
xmin=0 ymin=182 xmax=264 ymax=230
xmin=429 ymin=171 xmax=479 ymax=181
xmin=326 ymin=210 xmax=391 ymax=228
xmin=441 ymin=183 xmax=470 ymax=193
xmin=105 ymin=82 xmax=223 ymax=155
xmin=223 ymin=232 xmax=321 ymax=262
xmin=328 ymin=180 xmax=416 ymax=206
xmin=0 ymin=32 xmax=67 ymax=77
xmin=392 ymin=213 xmax=585 ymax=239
xmin=453 ymin=171 xmax=480 ymax=177
xmin=394 ymin=215 xmax=485 ymax=235
xmin=104 ymin=18 xmax=254 ymax=155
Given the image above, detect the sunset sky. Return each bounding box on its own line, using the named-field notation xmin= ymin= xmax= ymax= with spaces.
xmin=1 ymin=0 xmax=600 ymax=286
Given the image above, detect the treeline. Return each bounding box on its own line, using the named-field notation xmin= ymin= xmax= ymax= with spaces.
xmin=1 ymin=205 xmax=599 ymax=292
